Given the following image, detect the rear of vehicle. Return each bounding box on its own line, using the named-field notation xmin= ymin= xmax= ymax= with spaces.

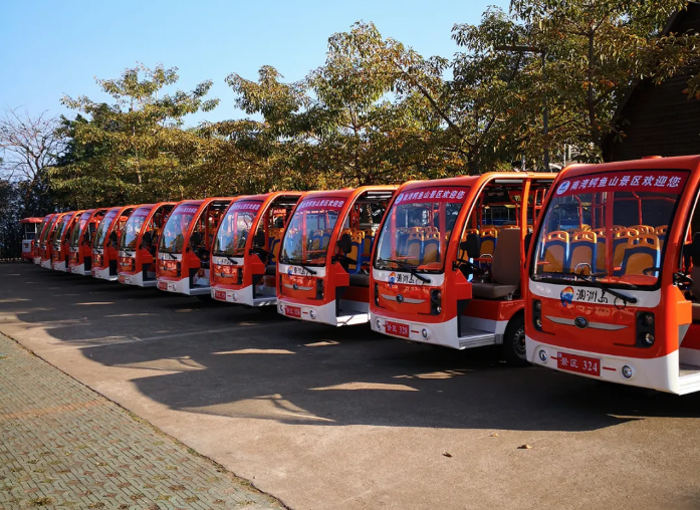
xmin=51 ymin=211 xmax=81 ymax=271
xmin=369 ymin=174 xmax=554 ymax=364
xmin=156 ymin=198 xmax=232 ymax=295
xmin=92 ymin=206 xmax=138 ymax=281
xmin=118 ymin=203 xmax=176 ymax=287
xmin=68 ymin=209 xmax=107 ymax=275
xmin=211 ymin=193 xmax=302 ymax=306
xmin=526 ymin=156 xmax=700 ymax=394
xmin=277 ymin=187 xmax=396 ymax=326
xmin=21 ymin=217 xmax=43 ymax=261
xmin=41 ymin=214 xmax=64 ymax=269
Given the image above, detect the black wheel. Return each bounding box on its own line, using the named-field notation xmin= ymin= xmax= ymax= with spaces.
xmin=502 ymin=314 xmax=529 ymax=367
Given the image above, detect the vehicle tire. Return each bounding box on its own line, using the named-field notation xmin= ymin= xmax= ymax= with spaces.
xmin=502 ymin=314 xmax=529 ymax=367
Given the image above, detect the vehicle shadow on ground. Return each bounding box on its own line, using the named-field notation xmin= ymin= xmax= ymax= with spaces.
xmin=4 ymin=263 xmax=700 ymax=433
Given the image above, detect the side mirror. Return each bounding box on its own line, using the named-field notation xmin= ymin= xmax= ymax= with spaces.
xmin=338 ymin=233 xmax=352 ymax=255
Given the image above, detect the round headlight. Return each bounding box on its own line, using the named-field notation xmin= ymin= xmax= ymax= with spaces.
xmin=535 ymin=317 xmax=542 ymax=328
xmin=538 ymin=349 xmax=548 ymax=362
xmin=421 ymin=328 xmax=429 ymax=339
xmin=375 ymin=319 xmax=381 ymax=330
xmin=622 ymin=365 xmax=634 ymax=379
xmin=309 ymin=309 xmax=316 ymax=320
xmin=643 ymin=333 xmax=654 ymax=346
xmin=643 ymin=313 xmax=654 ymax=326
xmin=435 ymin=305 xmax=442 ymax=314
xmin=231 ymin=292 xmax=237 ymax=301
xmin=534 ymin=301 xmax=542 ymax=311
xmin=279 ymin=304 xmax=284 ymax=313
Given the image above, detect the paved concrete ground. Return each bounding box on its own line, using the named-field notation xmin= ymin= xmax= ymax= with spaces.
xmin=0 ymin=331 xmax=283 ymax=509
xmin=2 ymin=263 xmax=700 ymax=510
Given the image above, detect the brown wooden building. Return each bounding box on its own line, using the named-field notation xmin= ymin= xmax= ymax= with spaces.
xmin=603 ymin=2 xmax=700 ymax=162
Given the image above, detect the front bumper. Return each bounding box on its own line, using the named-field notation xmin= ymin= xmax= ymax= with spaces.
xmin=157 ymin=277 xmax=210 ymax=296
xmin=211 ymin=284 xmax=276 ymax=306
xmin=92 ymin=266 xmax=117 ymax=281
xmin=526 ymin=335 xmax=680 ymax=394
xmin=119 ymin=271 xmax=156 ymax=287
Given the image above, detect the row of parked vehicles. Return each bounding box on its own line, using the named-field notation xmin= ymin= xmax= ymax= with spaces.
xmin=25 ymin=155 xmax=700 ymax=395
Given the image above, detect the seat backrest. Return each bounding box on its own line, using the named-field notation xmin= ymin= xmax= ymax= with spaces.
xmin=613 ymin=228 xmax=640 ymax=269
xmin=569 ymin=231 xmax=597 ymax=275
xmin=630 ymin=225 xmax=655 ymax=234
xmin=541 ymin=230 xmax=569 ymax=273
xmin=479 ymin=228 xmax=498 ymax=258
xmin=492 ymin=228 xmax=522 ymax=285
xmin=620 ymin=235 xmax=661 ymax=276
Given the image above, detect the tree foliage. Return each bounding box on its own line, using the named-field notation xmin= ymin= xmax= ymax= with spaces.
xmin=39 ymin=1 xmax=700 ymax=211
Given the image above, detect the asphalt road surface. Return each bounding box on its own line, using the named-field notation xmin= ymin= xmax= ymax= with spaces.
xmin=2 ymin=263 xmax=700 ymax=510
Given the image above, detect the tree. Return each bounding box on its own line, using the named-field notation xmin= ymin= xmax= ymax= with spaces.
xmin=0 ymin=108 xmax=63 ymax=212
xmin=509 ymin=0 xmax=695 ymax=161
xmin=54 ymin=64 xmax=219 ymax=206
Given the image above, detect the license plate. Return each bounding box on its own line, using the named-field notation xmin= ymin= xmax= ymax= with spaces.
xmin=118 ymin=275 xmax=125 ymax=283
xmin=284 ymin=305 xmax=301 ymax=318
xmin=214 ymin=290 xmax=227 ymax=301
xmin=385 ymin=321 xmax=410 ymax=338
xmin=157 ymin=281 xmax=168 ymax=291
xmin=557 ymin=352 xmax=600 ymax=376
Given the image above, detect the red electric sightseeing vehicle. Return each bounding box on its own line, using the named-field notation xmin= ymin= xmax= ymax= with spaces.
xmin=118 ymin=202 xmax=177 ymax=287
xmin=156 ymin=198 xmax=234 ymax=296
xmin=51 ymin=211 xmax=82 ymax=271
xmin=33 ymin=214 xmax=56 ymax=265
xmin=277 ymin=186 xmax=397 ymax=326
xmin=526 ymin=155 xmax=700 ymax=394
xmin=68 ymin=208 xmax=109 ymax=275
xmin=92 ymin=205 xmax=139 ymax=281
xmin=40 ymin=213 xmax=67 ymax=269
xmin=20 ymin=217 xmax=44 ymax=261
xmin=210 ymin=192 xmax=303 ymax=306
xmin=369 ymin=173 xmax=555 ymax=363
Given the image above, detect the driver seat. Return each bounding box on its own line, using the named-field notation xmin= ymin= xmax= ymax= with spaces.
xmin=471 ymin=228 xmax=521 ymax=299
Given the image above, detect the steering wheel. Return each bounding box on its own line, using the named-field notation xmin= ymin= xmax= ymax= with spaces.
xmin=456 ymin=258 xmax=484 ymax=275
xmin=251 ymin=246 xmax=273 ymax=258
xmin=672 ymin=271 xmax=694 ymax=288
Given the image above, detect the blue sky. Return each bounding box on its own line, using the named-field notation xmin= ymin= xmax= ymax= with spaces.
xmin=1 ymin=0 xmax=509 ymax=125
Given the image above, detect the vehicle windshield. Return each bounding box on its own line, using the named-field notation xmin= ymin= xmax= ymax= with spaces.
xmin=120 ymin=206 xmax=152 ymax=250
xmin=70 ymin=212 xmax=92 ymax=247
xmin=94 ymin=210 xmax=119 ymax=248
xmin=213 ymin=201 xmax=262 ymax=257
xmin=532 ymin=169 xmax=689 ymax=287
xmin=52 ymin=216 xmax=70 ymax=244
xmin=280 ymin=197 xmax=346 ymax=266
xmin=374 ymin=186 xmax=469 ymax=273
xmin=159 ymin=204 xmax=199 ymax=254
xmin=36 ymin=218 xmax=49 ymax=242
xmin=40 ymin=218 xmax=55 ymax=244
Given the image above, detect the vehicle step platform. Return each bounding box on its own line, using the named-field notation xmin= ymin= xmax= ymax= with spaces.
xmin=458 ymin=328 xmax=496 ymax=349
